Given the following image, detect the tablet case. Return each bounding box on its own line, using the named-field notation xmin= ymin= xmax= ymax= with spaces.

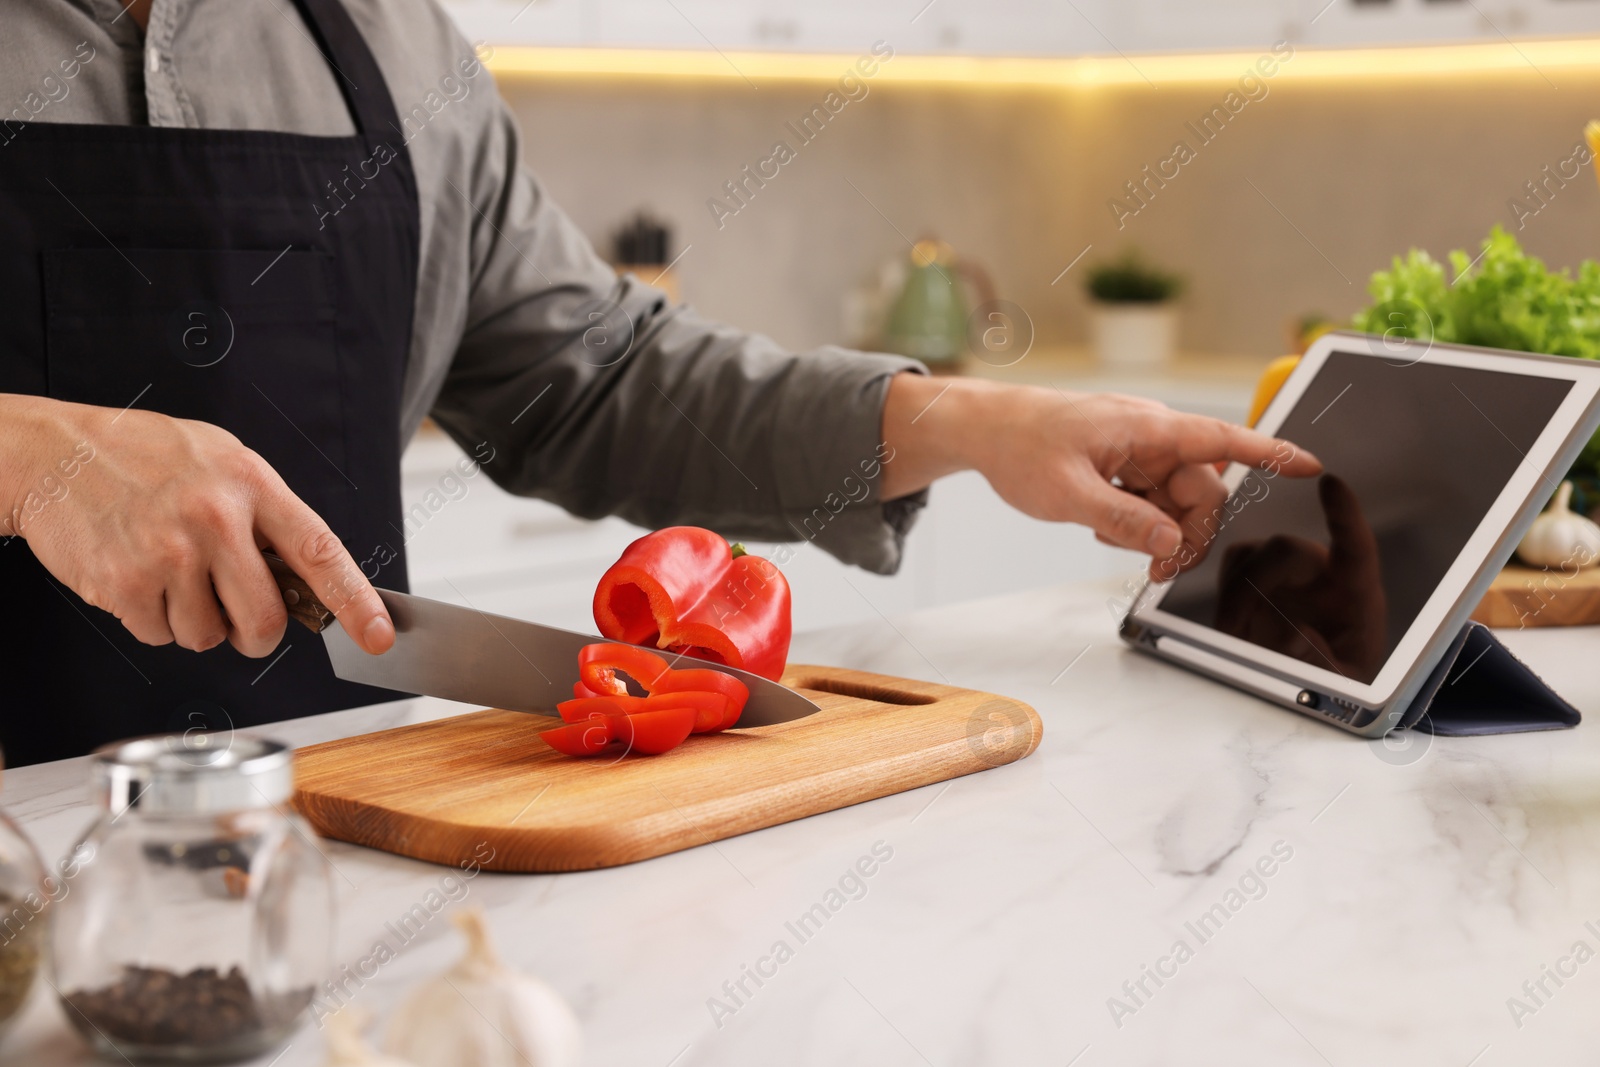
xmin=1397 ymin=621 xmax=1580 ymax=736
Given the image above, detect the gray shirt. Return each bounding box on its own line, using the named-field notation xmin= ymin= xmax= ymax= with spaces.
xmin=2 ymin=0 xmax=924 ymax=573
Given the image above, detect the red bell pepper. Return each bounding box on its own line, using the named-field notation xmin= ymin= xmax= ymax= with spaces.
xmin=592 ymin=527 xmax=792 ymax=681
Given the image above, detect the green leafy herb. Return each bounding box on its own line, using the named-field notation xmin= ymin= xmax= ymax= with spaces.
xmin=1353 ymin=227 xmax=1600 ymax=482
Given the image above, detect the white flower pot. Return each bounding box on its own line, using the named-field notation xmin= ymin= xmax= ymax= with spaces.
xmin=1090 ymin=302 xmax=1178 ymax=368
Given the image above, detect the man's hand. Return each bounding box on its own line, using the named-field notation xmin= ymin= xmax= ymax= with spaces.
xmin=880 ymin=374 xmax=1323 ymax=574
xmin=1 ymin=394 xmax=394 ymax=658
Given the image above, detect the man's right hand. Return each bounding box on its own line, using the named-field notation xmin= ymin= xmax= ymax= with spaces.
xmin=1 ymin=395 xmax=394 ymax=658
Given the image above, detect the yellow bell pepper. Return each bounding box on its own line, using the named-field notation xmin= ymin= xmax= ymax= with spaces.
xmin=1247 ymin=355 xmax=1300 ymax=427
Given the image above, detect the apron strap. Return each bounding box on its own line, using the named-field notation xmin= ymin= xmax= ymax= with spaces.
xmin=287 ymin=0 xmax=405 ymax=141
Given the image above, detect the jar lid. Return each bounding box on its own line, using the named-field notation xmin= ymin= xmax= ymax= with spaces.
xmin=91 ymin=735 xmax=294 ymax=816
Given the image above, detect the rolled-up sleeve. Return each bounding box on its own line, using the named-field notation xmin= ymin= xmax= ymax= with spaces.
xmin=426 ymin=96 xmax=927 ymax=574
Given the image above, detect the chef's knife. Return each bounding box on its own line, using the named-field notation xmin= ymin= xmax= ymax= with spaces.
xmin=266 ymin=556 xmax=821 ymax=728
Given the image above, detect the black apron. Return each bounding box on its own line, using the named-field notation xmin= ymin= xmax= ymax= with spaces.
xmin=0 ymin=0 xmax=416 ymax=766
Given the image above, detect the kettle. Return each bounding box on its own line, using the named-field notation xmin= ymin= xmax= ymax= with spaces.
xmin=882 ymin=239 xmax=994 ymax=367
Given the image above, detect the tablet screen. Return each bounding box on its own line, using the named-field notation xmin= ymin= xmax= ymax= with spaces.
xmin=1157 ymin=350 xmax=1573 ymax=684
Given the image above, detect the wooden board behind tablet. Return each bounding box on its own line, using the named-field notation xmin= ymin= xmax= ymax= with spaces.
xmin=1472 ymin=565 xmax=1600 ymax=628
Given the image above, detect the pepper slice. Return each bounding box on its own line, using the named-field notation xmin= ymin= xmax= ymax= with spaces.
xmin=539 ymin=706 xmax=697 ymax=757
xmin=593 ymin=527 xmax=792 ymax=681
xmin=645 ymin=669 xmax=749 ymax=731
xmin=575 ymin=643 xmax=749 ymax=732
xmin=538 ymin=717 xmax=614 ymax=757
xmin=610 ymin=707 xmax=698 ymax=755
xmin=577 ymin=643 xmax=675 ymax=699
xmin=557 ymin=692 xmax=729 ymax=734
xmin=557 ymin=695 xmax=645 ymax=722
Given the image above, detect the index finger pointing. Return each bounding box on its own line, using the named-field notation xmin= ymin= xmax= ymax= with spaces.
xmin=1156 ymin=413 xmax=1323 ymax=477
xmin=255 ymin=488 xmax=394 ymax=655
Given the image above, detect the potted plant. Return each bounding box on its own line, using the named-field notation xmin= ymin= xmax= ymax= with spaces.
xmin=1084 ymin=252 xmax=1184 ymax=368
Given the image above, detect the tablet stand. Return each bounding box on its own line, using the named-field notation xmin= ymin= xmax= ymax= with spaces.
xmin=1399 ymin=621 xmax=1581 ymax=736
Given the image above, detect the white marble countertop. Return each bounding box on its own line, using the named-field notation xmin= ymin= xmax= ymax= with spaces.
xmin=5 ymin=577 xmax=1600 ymax=1066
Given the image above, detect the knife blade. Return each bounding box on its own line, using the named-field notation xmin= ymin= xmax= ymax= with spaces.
xmin=266 ymin=556 xmax=821 ymax=728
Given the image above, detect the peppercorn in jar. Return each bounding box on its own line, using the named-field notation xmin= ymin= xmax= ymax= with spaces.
xmin=52 ymin=735 xmax=333 ymax=1063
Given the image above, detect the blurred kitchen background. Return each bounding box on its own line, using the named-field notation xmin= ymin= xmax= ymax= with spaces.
xmin=402 ymin=0 xmax=1600 ymax=634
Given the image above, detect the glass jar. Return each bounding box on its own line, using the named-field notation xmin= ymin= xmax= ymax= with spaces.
xmin=0 ymin=798 xmax=47 ymax=1043
xmin=53 ymin=735 xmax=333 ymax=1064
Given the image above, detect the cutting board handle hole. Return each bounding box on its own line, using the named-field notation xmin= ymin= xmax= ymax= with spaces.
xmin=791 ymin=677 xmax=937 ymax=706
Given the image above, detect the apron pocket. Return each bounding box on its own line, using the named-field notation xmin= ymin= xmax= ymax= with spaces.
xmin=43 ymin=246 xmax=356 ymax=539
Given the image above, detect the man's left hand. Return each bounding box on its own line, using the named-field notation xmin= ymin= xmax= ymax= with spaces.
xmin=879 ymin=374 xmax=1324 ymax=576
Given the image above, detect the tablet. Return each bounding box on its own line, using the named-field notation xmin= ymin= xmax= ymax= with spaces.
xmin=1121 ymin=331 xmax=1600 ymax=736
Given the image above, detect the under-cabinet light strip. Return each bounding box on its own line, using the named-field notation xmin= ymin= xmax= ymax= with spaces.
xmin=483 ymin=37 xmax=1600 ymax=88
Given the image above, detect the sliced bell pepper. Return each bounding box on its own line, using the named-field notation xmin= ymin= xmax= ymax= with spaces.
xmin=557 ymin=695 xmax=646 ymax=722
xmin=575 ymin=643 xmax=749 ymax=732
xmin=539 ymin=705 xmax=697 ymax=758
xmin=538 ymin=717 xmax=614 ymax=757
xmin=645 ymin=669 xmax=748 ymax=731
xmin=541 ymin=643 xmax=753 ymax=758
xmin=593 ymin=527 xmax=792 ymax=681
xmin=577 ymin=643 xmax=675 ymax=699
xmin=558 ymin=691 xmax=729 ymax=734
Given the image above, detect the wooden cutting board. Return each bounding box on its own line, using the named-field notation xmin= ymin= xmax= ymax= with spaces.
xmin=292 ymin=665 xmax=1041 ymax=872
xmin=1472 ymin=564 xmax=1600 ymax=628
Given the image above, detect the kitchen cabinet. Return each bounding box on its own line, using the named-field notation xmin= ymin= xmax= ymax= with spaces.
xmin=441 ymin=0 xmax=1600 ymax=56
xmin=441 ymin=0 xmax=589 ymax=46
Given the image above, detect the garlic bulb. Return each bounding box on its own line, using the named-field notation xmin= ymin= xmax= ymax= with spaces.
xmin=384 ymin=910 xmax=582 ymax=1067
xmin=323 ymin=1008 xmax=419 ymax=1067
xmin=1517 ymin=482 xmax=1600 ymax=569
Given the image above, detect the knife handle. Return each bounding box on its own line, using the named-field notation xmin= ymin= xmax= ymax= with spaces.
xmin=265 ymin=553 xmax=335 ymax=633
